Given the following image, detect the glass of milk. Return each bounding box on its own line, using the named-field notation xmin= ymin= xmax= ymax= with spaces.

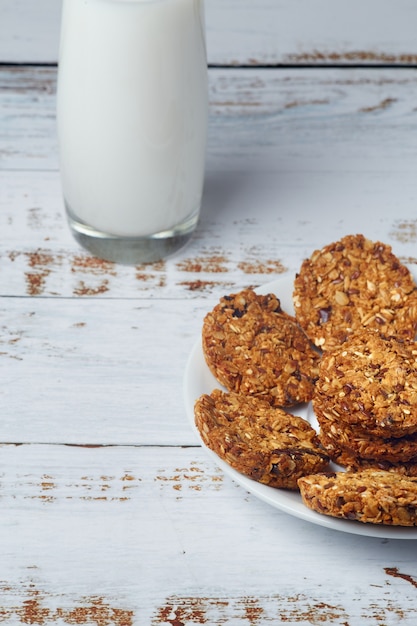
xmin=56 ymin=0 xmax=208 ymax=264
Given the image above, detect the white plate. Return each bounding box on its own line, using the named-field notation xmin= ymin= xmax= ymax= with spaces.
xmin=183 ymin=273 xmax=417 ymax=539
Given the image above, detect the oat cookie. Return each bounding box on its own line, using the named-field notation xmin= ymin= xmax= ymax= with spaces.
xmin=194 ymin=389 xmax=329 ymax=490
xmin=293 ymin=234 xmax=417 ymax=350
xmin=202 ymin=289 xmax=320 ymax=407
xmin=313 ymin=329 xmax=417 ymax=438
xmin=318 ymin=413 xmax=417 ymax=464
xmin=317 ymin=429 xmax=417 ymax=477
xmin=298 ymin=469 xmax=417 ymax=525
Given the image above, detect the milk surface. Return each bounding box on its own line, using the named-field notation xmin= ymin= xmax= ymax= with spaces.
xmin=57 ymin=0 xmax=208 ymax=238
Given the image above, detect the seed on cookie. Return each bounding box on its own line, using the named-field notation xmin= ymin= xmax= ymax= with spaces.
xmin=202 ymin=289 xmax=320 ymax=407
xmin=194 ymin=389 xmax=329 ymax=490
xmin=313 ymin=329 xmax=417 ymax=438
xmin=317 ymin=429 xmax=417 ymax=477
xmin=318 ymin=412 xmax=417 ymax=464
xmin=298 ymin=469 xmax=417 ymax=526
xmin=293 ymin=234 xmax=417 ymax=350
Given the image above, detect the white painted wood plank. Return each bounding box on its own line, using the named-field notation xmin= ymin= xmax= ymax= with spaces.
xmin=3 ymin=32 xmax=417 ymax=626
xmin=1 ymin=66 xmax=417 ymax=305
xmin=2 ymin=168 xmax=417 ymax=301
xmin=3 ymin=66 xmax=417 ymax=174
xmin=0 ymin=297 xmax=207 ymax=445
xmin=2 ymin=0 xmax=417 ymax=65
xmin=1 ymin=443 xmax=417 ymax=624
xmin=2 ymin=188 xmax=417 ymax=445
xmin=207 ymin=0 xmax=417 ymax=66
xmin=0 ymin=0 xmax=62 ymax=64
xmin=3 ymin=67 xmax=417 ymax=443
xmin=1 ymin=60 xmax=417 ymax=626
xmin=0 ymin=66 xmax=57 ymax=170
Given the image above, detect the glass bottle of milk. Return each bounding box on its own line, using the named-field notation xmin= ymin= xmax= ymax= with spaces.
xmin=57 ymin=0 xmax=208 ymax=264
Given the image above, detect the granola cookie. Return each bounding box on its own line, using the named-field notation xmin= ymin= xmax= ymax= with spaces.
xmin=298 ymin=469 xmax=417 ymax=525
xmin=318 ymin=413 xmax=417 ymax=464
xmin=293 ymin=234 xmax=417 ymax=350
xmin=194 ymin=389 xmax=329 ymax=490
xmin=318 ymin=429 xmax=417 ymax=477
xmin=202 ymin=289 xmax=320 ymax=407
xmin=313 ymin=329 xmax=417 ymax=438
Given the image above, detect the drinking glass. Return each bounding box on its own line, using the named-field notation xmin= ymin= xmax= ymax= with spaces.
xmin=56 ymin=0 xmax=208 ymax=264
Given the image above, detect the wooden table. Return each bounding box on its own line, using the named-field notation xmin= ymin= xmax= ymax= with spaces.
xmin=2 ymin=1 xmax=417 ymax=623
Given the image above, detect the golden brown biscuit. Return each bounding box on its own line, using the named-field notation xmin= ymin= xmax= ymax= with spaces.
xmin=313 ymin=329 xmax=417 ymax=438
xmin=194 ymin=389 xmax=329 ymax=490
xmin=202 ymin=289 xmax=320 ymax=407
xmin=298 ymin=469 xmax=417 ymax=526
xmin=317 ymin=429 xmax=417 ymax=477
xmin=318 ymin=413 xmax=417 ymax=464
xmin=293 ymin=234 xmax=417 ymax=350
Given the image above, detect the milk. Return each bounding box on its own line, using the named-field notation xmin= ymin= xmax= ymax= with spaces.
xmin=57 ymin=0 xmax=208 ymax=240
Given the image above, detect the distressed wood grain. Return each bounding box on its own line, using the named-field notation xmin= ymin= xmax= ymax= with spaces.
xmin=3 ymin=43 xmax=417 ymax=624
xmin=4 ymin=66 xmax=417 ymax=173
xmin=0 ymin=443 xmax=416 ymax=625
xmin=3 ymin=0 xmax=417 ymax=66
xmin=2 ymin=168 xmax=417 ymax=302
xmin=0 ymin=297 xmax=208 ymax=445
xmin=2 ymin=66 xmax=417 ymax=302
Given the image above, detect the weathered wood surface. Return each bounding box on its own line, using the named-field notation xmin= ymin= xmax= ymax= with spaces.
xmin=1 ymin=443 xmax=417 ymax=625
xmin=3 ymin=65 xmax=417 ymax=457
xmin=2 ymin=66 xmax=417 ymax=299
xmin=2 ymin=36 xmax=417 ymax=626
xmin=2 ymin=0 xmax=417 ymax=66
xmin=5 ymin=65 xmax=417 ymax=173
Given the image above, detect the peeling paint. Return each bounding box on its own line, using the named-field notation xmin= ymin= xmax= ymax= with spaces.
xmin=237 ymin=259 xmax=287 ymax=275
xmin=7 ymin=591 xmax=134 ymax=626
xmin=384 ymin=567 xmax=417 ymax=589
xmin=71 ymin=255 xmax=117 ymax=276
xmin=0 ymin=471 xmax=143 ymax=504
xmin=154 ymin=463 xmax=223 ymax=497
xmin=177 ymin=280 xmax=235 ymax=292
xmin=135 ymin=272 xmax=167 ymax=289
xmin=390 ymin=220 xmax=417 ymax=244
xmin=151 ymin=594 xmax=350 ymax=625
xmin=136 ymin=260 xmax=166 ymax=273
xmin=0 ymin=581 xmax=136 ymax=624
xmin=176 ymin=254 xmax=229 ymax=273
xmin=24 ymin=250 xmax=60 ymax=296
xmin=359 ymin=97 xmax=398 ymax=113
xmin=400 ymin=256 xmax=417 ymax=266
xmin=70 ymin=255 xmax=116 ymax=295
xmin=73 ymin=280 xmax=110 ymax=296
xmin=284 ymin=98 xmax=330 ymax=109
xmin=286 ymin=50 xmax=417 ymax=65
xmin=150 ymin=587 xmax=417 ymax=625
xmin=1 ymin=243 xmax=289 ymax=297
xmin=25 ymin=271 xmax=50 ymax=296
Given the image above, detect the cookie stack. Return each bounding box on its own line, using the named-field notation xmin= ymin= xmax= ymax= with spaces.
xmin=293 ymin=234 xmax=417 ymax=525
xmin=313 ymin=330 xmax=417 ymax=476
xmin=197 ymin=288 xmax=329 ymax=489
xmin=194 ymin=233 xmax=417 ymax=525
